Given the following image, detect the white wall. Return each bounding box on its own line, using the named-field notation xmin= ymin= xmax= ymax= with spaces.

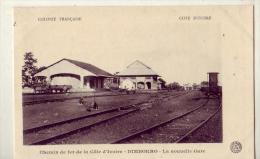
xmin=51 ymin=76 xmax=80 ymax=88
xmin=35 ymin=60 xmax=95 ymax=79
xmin=119 ymin=76 xmax=158 ymax=90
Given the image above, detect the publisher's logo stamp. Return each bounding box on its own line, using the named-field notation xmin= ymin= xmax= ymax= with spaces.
xmin=230 ymin=141 xmax=242 ymax=153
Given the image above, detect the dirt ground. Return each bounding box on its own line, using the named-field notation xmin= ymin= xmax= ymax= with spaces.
xmin=23 ymin=90 xmax=222 ymax=144
xmin=23 ymin=91 xmax=181 ymax=129
xmin=179 ymin=107 xmax=222 ymax=143
xmin=23 ymin=91 xmax=120 ymax=104
xmin=50 ymin=91 xmax=209 ymax=144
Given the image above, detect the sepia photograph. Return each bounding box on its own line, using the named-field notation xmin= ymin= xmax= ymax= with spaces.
xmin=12 ymin=5 xmax=254 ymax=159
xmin=17 ymin=6 xmax=224 ymax=145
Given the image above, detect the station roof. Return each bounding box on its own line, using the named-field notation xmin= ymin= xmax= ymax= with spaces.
xmin=117 ymin=60 xmax=159 ymax=76
xmin=65 ymin=59 xmax=112 ymax=76
xmin=35 ymin=58 xmax=113 ymax=77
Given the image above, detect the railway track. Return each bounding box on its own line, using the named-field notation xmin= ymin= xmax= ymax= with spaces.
xmin=46 ymin=93 xmax=207 ymax=144
xmin=111 ymin=98 xmax=221 ymax=144
xmin=23 ymin=90 xmax=183 ymax=106
xmin=174 ymin=105 xmax=221 ymax=143
xmin=24 ymin=108 xmax=138 ymax=145
xmin=24 ymin=106 xmax=130 ymax=133
xmin=24 ymin=91 xmax=189 ymax=145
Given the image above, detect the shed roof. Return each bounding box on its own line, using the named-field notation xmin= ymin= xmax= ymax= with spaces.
xmin=117 ymin=60 xmax=158 ymax=76
xmin=35 ymin=58 xmax=112 ymax=77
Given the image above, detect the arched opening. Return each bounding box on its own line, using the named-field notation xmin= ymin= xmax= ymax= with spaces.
xmin=137 ymin=82 xmax=145 ymax=89
xmin=50 ymin=73 xmax=80 ymax=88
xmin=50 ymin=73 xmax=80 ymax=80
xmin=146 ymin=82 xmax=151 ymax=89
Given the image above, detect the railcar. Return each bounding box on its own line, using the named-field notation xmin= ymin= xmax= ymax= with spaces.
xmin=33 ymin=84 xmax=72 ymax=94
xmin=201 ymin=72 xmax=222 ymax=98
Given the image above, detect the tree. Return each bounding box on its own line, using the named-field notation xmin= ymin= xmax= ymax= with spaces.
xmin=192 ymin=83 xmax=198 ymax=89
xmin=22 ymin=52 xmax=38 ymax=88
xmin=200 ymin=81 xmax=209 ymax=86
xmin=167 ymin=82 xmax=181 ymax=90
xmin=171 ymin=82 xmax=181 ymax=90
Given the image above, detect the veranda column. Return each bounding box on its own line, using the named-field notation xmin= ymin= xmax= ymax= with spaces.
xmin=86 ymin=77 xmax=90 ymax=89
xmin=46 ymin=76 xmax=51 ymax=85
xmin=80 ymin=75 xmax=84 ymax=89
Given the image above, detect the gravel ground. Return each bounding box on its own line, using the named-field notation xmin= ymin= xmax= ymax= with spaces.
xmin=179 ymin=106 xmax=222 ymax=143
xmin=24 ymin=109 xmax=136 ymax=145
xmin=23 ymin=91 xmax=184 ymax=129
xmin=23 ymin=91 xmax=121 ymax=104
xmin=23 ymin=93 xmax=159 ymax=129
xmin=125 ymin=98 xmax=220 ymax=143
xmin=23 ymin=90 xmax=168 ymax=104
xmin=50 ymin=91 xmax=206 ymax=144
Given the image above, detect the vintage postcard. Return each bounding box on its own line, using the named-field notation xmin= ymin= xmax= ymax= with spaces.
xmin=13 ymin=5 xmax=254 ymax=159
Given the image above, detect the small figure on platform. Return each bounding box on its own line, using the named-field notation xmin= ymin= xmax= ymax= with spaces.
xmin=79 ymin=97 xmax=99 ymax=111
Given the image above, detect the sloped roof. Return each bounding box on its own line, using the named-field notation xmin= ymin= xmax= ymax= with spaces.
xmin=117 ymin=60 xmax=158 ymax=76
xmin=36 ymin=58 xmax=112 ymax=77
xmin=65 ymin=59 xmax=112 ymax=76
xmin=158 ymin=78 xmax=166 ymax=83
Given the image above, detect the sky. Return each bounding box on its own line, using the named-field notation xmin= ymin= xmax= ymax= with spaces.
xmin=15 ymin=7 xmax=222 ymax=85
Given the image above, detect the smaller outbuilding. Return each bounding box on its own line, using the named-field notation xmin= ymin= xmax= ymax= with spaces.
xmin=183 ymin=83 xmax=193 ymax=91
xmin=117 ymin=60 xmax=161 ymax=90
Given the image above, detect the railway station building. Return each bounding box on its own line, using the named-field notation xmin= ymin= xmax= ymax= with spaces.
xmin=117 ymin=60 xmax=160 ymax=90
xmin=34 ymin=58 xmax=113 ymax=92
